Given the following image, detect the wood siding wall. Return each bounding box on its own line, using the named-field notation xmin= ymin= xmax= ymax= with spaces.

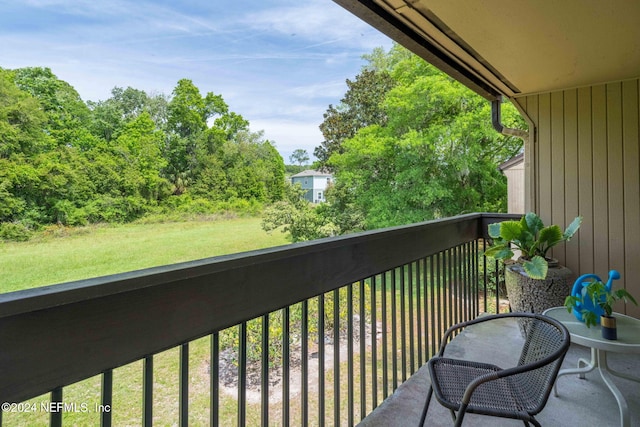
xmin=514 ymin=79 xmax=640 ymax=317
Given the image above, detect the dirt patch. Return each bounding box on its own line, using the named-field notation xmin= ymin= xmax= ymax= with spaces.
xmin=207 ymin=315 xmax=381 ymax=404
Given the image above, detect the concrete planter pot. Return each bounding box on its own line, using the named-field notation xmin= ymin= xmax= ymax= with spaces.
xmin=505 ymin=262 xmax=573 ymax=314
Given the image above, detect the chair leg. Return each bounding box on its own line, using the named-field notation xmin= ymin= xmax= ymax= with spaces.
xmin=418 ymin=386 xmax=433 ymax=427
xmin=454 ymin=403 xmax=468 ymax=427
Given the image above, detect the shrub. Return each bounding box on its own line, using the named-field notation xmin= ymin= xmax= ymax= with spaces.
xmin=0 ymin=222 xmax=32 ymax=242
xmin=52 ymin=200 xmax=89 ymax=226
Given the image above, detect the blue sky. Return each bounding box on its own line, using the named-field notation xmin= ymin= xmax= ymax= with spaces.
xmin=0 ymin=0 xmax=392 ymax=162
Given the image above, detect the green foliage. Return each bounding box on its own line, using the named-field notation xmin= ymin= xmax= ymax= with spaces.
xmin=13 ymin=67 xmax=92 ymax=148
xmin=261 ymin=179 xmax=364 ymax=243
xmin=0 ymin=222 xmax=32 ymax=242
xmin=273 ymin=44 xmax=523 ymax=242
xmin=261 ymin=183 xmax=332 ymax=242
xmin=289 ymin=149 xmax=310 ymax=166
xmin=565 ymin=280 xmax=638 ymax=327
xmin=486 ymin=212 xmax=582 ymax=279
xmin=0 ymin=68 xmax=285 ymax=234
xmin=0 ymin=68 xmax=53 ymax=157
xmin=315 ymin=69 xmax=396 ymax=166
xmin=310 ymin=44 xmax=525 ymax=235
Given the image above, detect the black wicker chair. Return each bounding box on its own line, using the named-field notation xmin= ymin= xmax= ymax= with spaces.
xmin=419 ymin=313 xmax=570 ymax=427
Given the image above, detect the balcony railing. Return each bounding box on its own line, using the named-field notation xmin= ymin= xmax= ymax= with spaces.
xmin=0 ymin=213 xmax=517 ymax=426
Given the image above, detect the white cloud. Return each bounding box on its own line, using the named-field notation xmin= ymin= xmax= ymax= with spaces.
xmin=242 ymin=0 xmax=388 ymax=50
xmin=250 ymin=119 xmax=323 ymax=162
xmin=287 ymin=79 xmax=348 ymax=99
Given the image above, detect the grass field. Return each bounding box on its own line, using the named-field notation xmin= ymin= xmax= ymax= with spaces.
xmin=0 ymin=216 xmax=290 ymax=294
xmin=1 ymin=215 xmax=293 ymax=426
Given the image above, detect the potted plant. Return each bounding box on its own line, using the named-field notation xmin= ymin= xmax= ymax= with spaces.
xmin=565 ymin=279 xmax=638 ymax=340
xmin=485 ymin=212 xmax=582 ymax=314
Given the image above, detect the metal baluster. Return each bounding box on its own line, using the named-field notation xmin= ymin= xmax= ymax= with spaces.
xmin=211 ymin=333 xmax=219 ymax=427
xmin=180 ymin=343 xmax=189 ymax=427
xmin=301 ymin=301 xmax=309 ymax=426
xmin=416 ymin=260 xmax=423 ymax=367
xmin=429 ymin=255 xmax=436 ymax=358
xmin=333 ymin=289 xmax=340 ymax=426
xmin=391 ymin=269 xmax=398 ymax=391
xmin=496 ymin=260 xmax=502 ymax=314
xmin=400 ymin=266 xmax=407 ymax=382
xmin=347 ymin=283 xmax=354 ymax=426
xmin=359 ymin=280 xmax=366 ymax=420
xmin=408 ymin=263 xmax=415 ymax=375
xmin=318 ymin=294 xmax=325 ymax=427
xmin=261 ymin=314 xmax=269 ymax=427
xmin=101 ymin=370 xmax=112 ymax=427
xmin=371 ymin=275 xmax=378 ymax=408
xmin=50 ymin=387 xmax=62 ymax=427
xmin=437 ymin=253 xmax=444 ymax=346
xmin=282 ymin=308 xmax=290 ymax=426
xmin=238 ymin=324 xmax=247 ymax=427
xmin=381 ymin=273 xmax=388 ymax=400
xmin=483 ymin=240 xmax=488 ymax=313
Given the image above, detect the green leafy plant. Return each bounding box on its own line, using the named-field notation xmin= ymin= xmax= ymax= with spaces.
xmin=485 ymin=212 xmax=582 ymax=280
xmin=564 ymin=280 xmax=638 ymax=327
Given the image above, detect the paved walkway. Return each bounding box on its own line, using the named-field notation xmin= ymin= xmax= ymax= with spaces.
xmin=359 ymin=315 xmax=640 ymax=426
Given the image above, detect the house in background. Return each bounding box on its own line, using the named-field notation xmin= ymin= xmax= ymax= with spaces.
xmin=290 ymin=169 xmax=333 ymax=203
xmin=499 ymin=153 xmax=525 ymax=214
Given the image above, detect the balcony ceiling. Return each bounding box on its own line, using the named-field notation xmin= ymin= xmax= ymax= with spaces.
xmin=334 ymin=0 xmax=640 ymax=100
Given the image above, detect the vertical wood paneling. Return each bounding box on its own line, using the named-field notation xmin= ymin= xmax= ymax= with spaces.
xmin=550 ymin=92 xmax=566 ymax=264
xmin=606 ymin=83 xmax=625 ymax=277
xmin=577 ymin=87 xmax=594 ymax=274
xmin=517 ymin=79 xmax=640 ymax=318
xmin=591 ymin=85 xmax=610 ymax=277
xmin=563 ymin=89 xmax=580 ymax=272
xmin=537 ymin=94 xmax=552 ymax=221
xmin=622 ymin=80 xmax=640 ymax=317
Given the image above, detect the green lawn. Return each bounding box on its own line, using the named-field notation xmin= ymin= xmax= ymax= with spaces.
xmin=1 ymin=216 xmax=293 ymax=426
xmin=0 ymin=216 xmax=291 ymax=294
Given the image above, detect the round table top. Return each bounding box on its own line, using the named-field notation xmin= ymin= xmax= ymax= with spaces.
xmin=543 ymin=306 xmax=640 ymax=353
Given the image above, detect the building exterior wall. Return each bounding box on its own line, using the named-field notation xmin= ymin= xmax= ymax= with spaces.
xmin=501 ymin=158 xmax=525 ymax=214
xmin=291 ymin=176 xmax=314 ymax=202
xmin=291 ymin=172 xmax=333 ymax=203
xmin=514 ymin=78 xmax=640 ymax=317
xmin=312 ymin=176 xmax=332 ymax=203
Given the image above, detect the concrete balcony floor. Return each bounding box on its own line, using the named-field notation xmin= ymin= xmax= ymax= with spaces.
xmin=359 ymin=315 xmax=640 ymax=427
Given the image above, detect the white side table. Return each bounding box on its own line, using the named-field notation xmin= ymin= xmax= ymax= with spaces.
xmin=543 ymin=307 xmax=640 ymax=427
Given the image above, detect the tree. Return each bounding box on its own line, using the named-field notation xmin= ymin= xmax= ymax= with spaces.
xmin=0 ymin=70 xmax=286 ymax=236
xmin=87 ymin=86 xmax=162 ymax=142
xmin=12 ymin=67 xmax=94 ymax=148
xmin=261 ymin=183 xmax=337 ymax=242
xmin=193 ymin=130 xmax=284 ymax=203
xmin=113 ymin=113 xmax=169 ymax=201
xmin=164 ymin=79 xmax=251 ymax=196
xmin=315 ymin=69 xmax=395 ymax=167
xmin=326 ymin=48 xmax=524 ymax=229
xmin=289 ymin=149 xmax=309 ymax=166
xmin=0 ymin=68 xmax=53 ymax=157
